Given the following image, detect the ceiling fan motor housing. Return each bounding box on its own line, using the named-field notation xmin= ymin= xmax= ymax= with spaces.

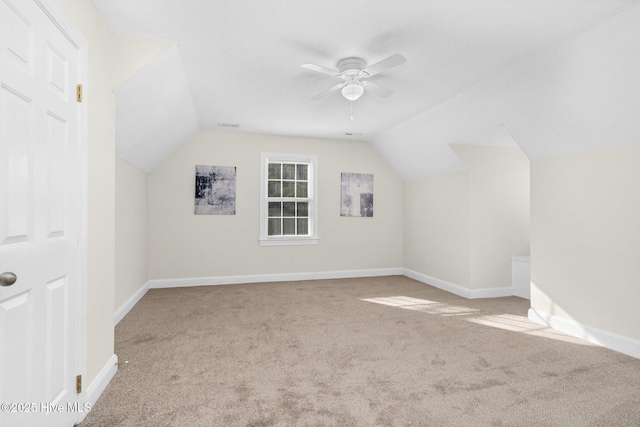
xmin=337 ymin=57 xmax=367 ymax=74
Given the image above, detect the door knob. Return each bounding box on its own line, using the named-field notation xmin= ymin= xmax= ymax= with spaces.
xmin=0 ymin=272 xmax=17 ymax=287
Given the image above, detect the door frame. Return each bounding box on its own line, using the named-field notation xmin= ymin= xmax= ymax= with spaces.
xmin=34 ymin=0 xmax=88 ymax=422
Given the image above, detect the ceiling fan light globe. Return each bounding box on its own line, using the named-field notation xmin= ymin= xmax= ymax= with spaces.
xmin=342 ymin=83 xmax=364 ymax=101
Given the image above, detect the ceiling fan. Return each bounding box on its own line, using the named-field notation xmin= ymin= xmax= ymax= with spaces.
xmin=302 ymin=53 xmax=406 ymax=102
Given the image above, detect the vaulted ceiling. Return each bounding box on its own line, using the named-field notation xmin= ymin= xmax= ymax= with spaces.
xmin=92 ymin=0 xmax=640 ymax=179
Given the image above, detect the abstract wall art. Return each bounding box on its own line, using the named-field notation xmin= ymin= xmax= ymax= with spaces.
xmin=340 ymin=172 xmax=373 ymax=217
xmin=194 ymin=165 xmax=236 ymax=215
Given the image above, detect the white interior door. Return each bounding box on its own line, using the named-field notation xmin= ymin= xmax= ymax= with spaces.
xmin=0 ymin=1 xmax=81 ymax=426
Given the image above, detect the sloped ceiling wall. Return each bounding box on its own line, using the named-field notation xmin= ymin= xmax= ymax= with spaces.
xmin=114 ymin=45 xmax=200 ymax=173
xmin=372 ymin=6 xmax=640 ymax=181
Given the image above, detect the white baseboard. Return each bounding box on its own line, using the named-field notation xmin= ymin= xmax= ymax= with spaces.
xmin=149 ymin=267 xmax=404 ymax=289
xmin=469 ymin=286 xmax=515 ymax=299
xmin=77 ymin=354 xmax=118 ymax=423
xmin=403 ymin=269 xmax=514 ymax=299
xmin=114 ymin=281 xmax=150 ymax=326
xmin=528 ymin=308 xmax=640 ymax=360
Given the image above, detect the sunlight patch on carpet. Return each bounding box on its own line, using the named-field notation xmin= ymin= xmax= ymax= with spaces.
xmin=360 ymin=298 xmax=594 ymax=346
xmin=360 ymin=296 xmax=480 ymax=316
xmin=466 ymin=314 xmax=595 ymax=346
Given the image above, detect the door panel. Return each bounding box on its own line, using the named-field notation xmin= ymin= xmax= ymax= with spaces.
xmin=46 ymin=276 xmax=68 ymax=402
xmin=0 ymin=84 xmax=33 ymax=245
xmin=45 ymin=111 xmax=67 ymax=238
xmin=1 ymin=0 xmax=35 ymax=75
xmin=0 ymin=1 xmax=80 ymax=426
xmin=0 ymin=292 xmax=30 ymax=426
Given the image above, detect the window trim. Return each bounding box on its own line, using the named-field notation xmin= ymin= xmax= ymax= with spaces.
xmin=259 ymin=152 xmax=318 ymax=246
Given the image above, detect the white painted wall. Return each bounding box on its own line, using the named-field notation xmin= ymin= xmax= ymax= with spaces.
xmin=57 ymin=0 xmax=175 ymax=386
xmin=453 ymin=145 xmax=530 ymax=289
xmin=115 ymin=158 xmax=149 ymax=311
xmin=404 ymin=145 xmax=530 ymax=292
xmin=531 ymin=143 xmax=640 ymax=341
xmin=404 ymin=171 xmax=470 ymax=287
xmin=148 ymin=131 xmax=404 ymax=280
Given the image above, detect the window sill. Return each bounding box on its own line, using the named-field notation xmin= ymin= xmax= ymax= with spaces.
xmin=259 ymin=237 xmax=319 ymax=247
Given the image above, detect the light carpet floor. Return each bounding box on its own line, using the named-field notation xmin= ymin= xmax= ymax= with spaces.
xmin=80 ymin=276 xmax=640 ymax=426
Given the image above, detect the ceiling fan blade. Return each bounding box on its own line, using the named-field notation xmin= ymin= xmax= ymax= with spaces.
xmin=311 ymin=82 xmax=345 ymax=101
xmin=362 ymin=53 xmax=406 ymax=77
xmin=362 ymin=80 xmax=394 ymax=98
xmin=301 ymin=63 xmax=341 ymax=77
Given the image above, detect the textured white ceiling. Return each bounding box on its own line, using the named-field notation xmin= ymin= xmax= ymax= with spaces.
xmin=93 ymin=0 xmax=640 ymax=178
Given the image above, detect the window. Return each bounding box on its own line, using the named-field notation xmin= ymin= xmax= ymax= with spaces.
xmin=260 ymin=153 xmax=318 ymax=246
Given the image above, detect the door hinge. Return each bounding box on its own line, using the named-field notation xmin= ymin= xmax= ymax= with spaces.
xmin=76 ymin=84 xmax=83 ymax=102
xmin=76 ymin=375 xmax=82 ymax=393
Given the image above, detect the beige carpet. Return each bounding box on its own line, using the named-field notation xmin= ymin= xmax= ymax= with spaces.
xmin=80 ymin=276 xmax=640 ymax=426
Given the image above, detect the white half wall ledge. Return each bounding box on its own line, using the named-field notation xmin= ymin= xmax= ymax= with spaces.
xmin=403 ymin=269 xmax=515 ymax=299
xmin=78 ymin=354 xmax=118 ymax=423
xmin=149 ymin=268 xmax=404 ymax=289
xmin=528 ymin=308 xmax=640 ymax=360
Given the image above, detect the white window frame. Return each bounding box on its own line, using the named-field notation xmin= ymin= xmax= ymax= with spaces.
xmin=259 ymin=152 xmax=319 ymax=246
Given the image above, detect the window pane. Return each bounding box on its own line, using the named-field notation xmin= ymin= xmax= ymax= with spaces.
xmin=283 ymin=218 xmax=295 ymax=235
xmin=297 ymin=202 xmax=308 ymax=217
xmin=283 ymin=163 xmax=296 ymax=180
xmin=297 ymin=218 xmax=308 ymax=235
xmin=296 ymin=164 xmax=308 ymax=180
xmin=268 ymin=202 xmax=281 ymax=217
xmin=283 ymin=202 xmax=295 ymax=217
xmin=296 ymin=182 xmax=308 ymax=198
xmin=268 ymin=181 xmax=281 ymax=197
xmin=282 ymin=181 xmax=295 ymax=197
xmin=262 ymin=155 xmax=316 ymax=243
xmin=268 ymin=218 xmax=281 ymax=236
xmin=268 ymin=163 xmax=281 ymax=179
